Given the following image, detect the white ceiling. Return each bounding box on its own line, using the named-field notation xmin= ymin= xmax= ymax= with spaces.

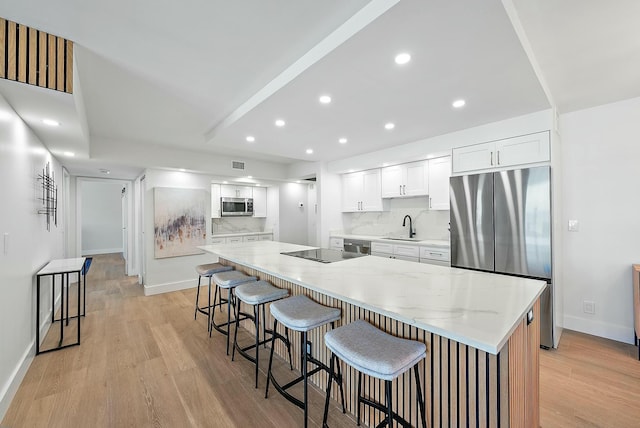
xmin=0 ymin=0 xmax=637 ymax=180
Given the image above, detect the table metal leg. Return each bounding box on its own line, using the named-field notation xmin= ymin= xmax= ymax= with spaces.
xmin=77 ymin=270 xmax=81 ymax=345
xmin=65 ymin=272 xmax=70 ymax=326
xmin=36 ymin=275 xmax=41 ymax=355
xmin=59 ymin=274 xmax=64 ymax=346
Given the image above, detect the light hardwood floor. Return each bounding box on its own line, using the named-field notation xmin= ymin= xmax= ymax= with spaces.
xmin=2 ymin=254 xmax=640 ymax=427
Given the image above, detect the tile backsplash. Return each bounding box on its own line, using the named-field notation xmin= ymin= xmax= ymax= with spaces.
xmin=342 ymin=197 xmax=450 ymax=240
xmin=212 ymin=217 xmax=266 ymax=235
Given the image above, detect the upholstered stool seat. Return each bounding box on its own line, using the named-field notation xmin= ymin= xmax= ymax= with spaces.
xmin=232 ymin=280 xmax=289 ymax=388
xmin=265 ymin=295 xmax=345 ymax=428
xmin=322 ymin=319 xmax=428 ymax=427
xmin=193 ymin=263 xmax=233 ymax=333
xmin=210 ymin=270 xmax=257 ymax=354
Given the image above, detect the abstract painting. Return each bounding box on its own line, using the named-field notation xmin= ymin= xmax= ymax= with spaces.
xmin=154 ymin=187 xmax=207 ymax=258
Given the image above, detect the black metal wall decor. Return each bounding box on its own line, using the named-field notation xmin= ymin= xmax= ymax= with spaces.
xmin=38 ymin=161 xmax=57 ymax=231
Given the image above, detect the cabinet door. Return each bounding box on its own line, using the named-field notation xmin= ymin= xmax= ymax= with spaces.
xmin=236 ymin=186 xmax=253 ymax=198
xmin=211 ymin=184 xmax=221 ymax=218
xmin=220 ymin=185 xmax=237 ymax=198
xmin=404 ymin=161 xmax=428 ymax=196
xmin=494 ymin=131 xmax=550 ymax=168
xmin=452 ymin=141 xmax=494 ymax=173
xmin=252 ymin=187 xmax=267 ymax=217
xmin=381 ymin=165 xmax=403 ymax=198
xmin=243 ymin=235 xmax=259 ymax=242
xmin=342 ymin=172 xmax=362 ymax=212
xmin=428 ymin=156 xmax=451 ymax=210
xmin=361 ymin=169 xmax=384 ymax=211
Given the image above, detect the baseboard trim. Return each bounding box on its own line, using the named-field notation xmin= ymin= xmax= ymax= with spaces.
xmin=0 ymin=339 xmax=34 ymax=422
xmin=563 ymin=315 xmax=634 ymax=345
xmin=144 ymin=279 xmax=194 ymax=296
xmin=81 ymin=248 xmax=122 ymax=256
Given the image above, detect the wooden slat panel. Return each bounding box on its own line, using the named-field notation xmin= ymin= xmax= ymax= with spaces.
xmin=0 ymin=19 xmax=6 ymax=79
xmin=222 ymin=257 xmax=522 ymax=428
xmin=7 ymin=21 xmax=17 ymax=80
xmin=28 ymin=28 xmax=37 ymax=84
xmin=509 ymin=317 xmax=527 ymax=428
xmin=38 ymin=31 xmax=47 ymax=86
xmin=65 ymin=40 xmax=73 ymax=93
xmin=56 ymin=37 xmax=65 ymax=90
xmin=18 ymin=24 xmax=27 ymax=82
xmin=47 ymin=34 xmax=56 ymax=89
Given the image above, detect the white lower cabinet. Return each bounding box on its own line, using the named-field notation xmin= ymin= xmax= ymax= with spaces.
xmin=259 ymin=234 xmax=273 ymax=241
xmin=210 ymin=237 xmax=226 ymax=244
xmin=243 ymin=235 xmax=259 ymax=242
xmin=226 ymin=236 xmax=243 ymax=243
xmin=419 ymin=246 xmax=450 ymax=266
xmin=371 ymin=242 xmax=419 ymax=261
xmin=330 ymin=237 xmax=344 ymax=251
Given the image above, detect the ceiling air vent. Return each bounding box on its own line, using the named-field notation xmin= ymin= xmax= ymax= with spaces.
xmin=232 ymin=161 xmax=245 ymax=170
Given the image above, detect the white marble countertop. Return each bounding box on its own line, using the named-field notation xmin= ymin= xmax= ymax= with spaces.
xmin=330 ymin=233 xmax=449 ymax=248
xmin=211 ymin=231 xmax=273 ymax=238
xmin=199 ymin=241 xmax=544 ymax=354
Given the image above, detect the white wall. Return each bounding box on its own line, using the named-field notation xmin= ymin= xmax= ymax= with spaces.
xmin=560 ymin=96 xmax=640 ymax=344
xmin=278 ymin=183 xmax=309 ymax=245
xmin=266 ymin=186 xmax=280 ymax=241
xmin=142 ymin=169 xmax=216 ymax=295
xmin=80 ymin=180 xmax=123 ymax=255
xmin=0 ymin=95 xmax=65 ymax=420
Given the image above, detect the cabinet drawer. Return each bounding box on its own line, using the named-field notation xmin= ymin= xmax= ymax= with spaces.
xmin=259 ymin=234 xmax=273 ymax=241
xmin=210 ymin=237 xmax=226 ymax=244
xmin=227 ymin=236 xmax=242 ymax=243
xmin=243 ymin=236 xmax=259 ymax=242
xmin=371 ymin=242 xmax=393 ymax=254
xmin=419 ymin=246 xmax=450 ymax=262
xmin=394 ymin=245 xmax=419 ymax=258
xmin=330 ymin=237 xmax=344 ymax=250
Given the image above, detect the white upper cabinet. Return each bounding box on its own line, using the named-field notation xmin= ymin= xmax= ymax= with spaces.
xmin=211 ymin=184 xmax=221 ymax=218
xmin=342 ymin=169 xmax=386 ymax=212
xmin=252 ymin=186 xmax=267 ymax=217
xmin=427 ymin=156 xmax=451 ymax=210
xmin=452 ymin=131 xmax=550 ymax=174
xmin=381 ymin=161 xmax=428 ymax=198
xmin=221 ymin=185 xmax=253 ymax=198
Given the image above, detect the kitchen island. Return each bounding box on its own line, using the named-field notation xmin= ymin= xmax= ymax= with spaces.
xmin=200 ymin=241 xmax=545 ymax=427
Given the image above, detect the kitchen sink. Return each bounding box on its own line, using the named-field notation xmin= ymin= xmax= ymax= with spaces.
xmin=381 ymin=237 xmax=422 ymax=242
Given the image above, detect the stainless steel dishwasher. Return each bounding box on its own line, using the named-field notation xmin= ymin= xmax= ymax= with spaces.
xmin=343 ymin=238 xmax=371 ymax=255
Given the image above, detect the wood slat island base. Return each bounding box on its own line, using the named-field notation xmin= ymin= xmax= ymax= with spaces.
xmin=221 ymin=258 xmax=540 ymax=428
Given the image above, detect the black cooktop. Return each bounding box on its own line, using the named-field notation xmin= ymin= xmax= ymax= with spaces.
xmin=280 ymin=248 xmax=367 ymax=264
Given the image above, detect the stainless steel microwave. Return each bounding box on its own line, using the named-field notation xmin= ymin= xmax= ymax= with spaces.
xmin=221 ymin=197 xmax=254 ymax=216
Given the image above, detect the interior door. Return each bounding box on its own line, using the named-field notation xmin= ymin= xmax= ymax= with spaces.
xmin=449 ymin=173 xmax=494 ymax=271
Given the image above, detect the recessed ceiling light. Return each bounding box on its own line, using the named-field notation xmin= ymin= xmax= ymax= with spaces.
xmin=223 ymin=181 xmax=228 ymax=184
xmin=338 ymin=138 xmax=347 ymax=144
xmin=179 ymin=168 xmax=186 ymax=172
xmin=296 ymin=180 xmax=301 ymax=183
xmin=452 ymin=99 xmax=466 ymax=108
xmin=248 ymin=176 xmax=253 ymax=179
xmin=275 ymin=119 xmax=285 ymax=127
xmin=306 ymin=149 xmax=313 ymax=154
xmin=319 ymin=95 xmax=332 ymax=104
xmin=43 ymin=119 xmax=60 ymax=126
xmin=246 ymin=136 xmax=255 ymax=142
xmin=63 ymin=151 xmax=75 ymax=157
xmin=394 ymin=52 xmax=411 ymax=65
xmin=255 ymin=184 xmax=260 ymax=186
xmin=384 ymin=122 xmax=395 ymax=130
xmin=348 ymin=169 xmax=355 ymax=173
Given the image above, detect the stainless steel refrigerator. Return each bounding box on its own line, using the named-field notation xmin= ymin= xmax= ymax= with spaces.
xmin=449 ymin=166 xmax=553 ymax=348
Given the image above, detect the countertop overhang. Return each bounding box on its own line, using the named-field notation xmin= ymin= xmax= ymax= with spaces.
xmin=199 ymin=241 xmax=545 ymax=354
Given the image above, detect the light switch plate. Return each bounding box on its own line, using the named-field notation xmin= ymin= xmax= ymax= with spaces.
xmin=568 ymin=220 xmax=579 ymax=232
xmin=3 ymin=232 xmax=8 ymax=255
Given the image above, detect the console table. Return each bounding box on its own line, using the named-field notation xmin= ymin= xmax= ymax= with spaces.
xmin=35 ymin=257 xmax=87 ymax=355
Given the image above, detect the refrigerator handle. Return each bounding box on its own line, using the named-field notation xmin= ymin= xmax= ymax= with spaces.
xmin=497 ymin=150 xmax=500 ymax=165
xmin=490 ymin=151 xmax=493 ymax=166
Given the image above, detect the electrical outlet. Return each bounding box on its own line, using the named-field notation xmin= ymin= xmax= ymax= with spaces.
xmin=583 ymin=300 xmax=595 ymax=314
xmin=306 ymin=340 xmax=312 ymax=355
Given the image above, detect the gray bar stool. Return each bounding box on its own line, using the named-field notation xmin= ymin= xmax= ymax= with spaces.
xmin=232 ymin=280 xmax=289 ymax=388
xmin=322 ymin=319 xmax=428 ymax=428
xmin=265 ymin=295 xmax=346 ymax=428
xmin=194 ymin=263 xmax=233 ymax=332
xmin=210 ymin=270 xmax=257 ymax=355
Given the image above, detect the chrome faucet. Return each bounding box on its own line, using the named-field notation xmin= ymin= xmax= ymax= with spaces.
xmin=402 ymin=214 xmax=416 ymax=238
